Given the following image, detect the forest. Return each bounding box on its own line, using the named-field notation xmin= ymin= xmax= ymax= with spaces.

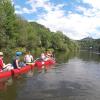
xmin=0 ymin=0 xmax=79 ymax=56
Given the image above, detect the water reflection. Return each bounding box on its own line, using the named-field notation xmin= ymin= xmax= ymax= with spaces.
xmin=55 ymin=51 xmax=77 ymax=64
xmin=1 ymin=51 xmax=100 ymax=100
xmin=77 ymin=50 xmax=100 ymax=62
xmin=0 ymin=78 xmax=13 ymax=91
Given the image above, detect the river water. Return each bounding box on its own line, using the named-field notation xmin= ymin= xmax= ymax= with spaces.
xmin=0 ymin=51 xmax=100 ymax=100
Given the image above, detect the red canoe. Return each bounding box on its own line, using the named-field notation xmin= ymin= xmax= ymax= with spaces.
xmin=0 ymin=71 xmax=12 ymax=80
xmin=11 ymin=63 xmax=35 ymax=77
xmin=35 ymin=59 xmax=56 ymax=71
xmin=0 ymin=63 xmax=35 ymax=79
xmin=0 ymin=59 xmax=55 ymax=79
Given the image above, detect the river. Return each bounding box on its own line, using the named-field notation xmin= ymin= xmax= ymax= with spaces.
xmin=0 ymin=51 xmax=100 ymax=100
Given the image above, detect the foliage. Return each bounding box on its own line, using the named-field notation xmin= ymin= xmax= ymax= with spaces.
xmin=0 ymin=0 xmax=78 ymax=55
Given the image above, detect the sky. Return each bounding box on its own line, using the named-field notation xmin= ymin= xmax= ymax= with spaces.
xmin=13 ymin=0 xmax=100 ymax=40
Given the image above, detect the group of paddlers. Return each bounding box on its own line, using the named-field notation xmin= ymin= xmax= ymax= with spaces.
xmin=0 ymin=50 xmax=55 ymax=72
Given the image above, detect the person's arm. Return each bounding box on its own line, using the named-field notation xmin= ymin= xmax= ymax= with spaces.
xmin=16 ymin=59 xmax=20 ymax=69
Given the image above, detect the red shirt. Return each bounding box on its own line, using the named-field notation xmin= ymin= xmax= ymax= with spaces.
xmin=0 ymin=57 xmax=3 ymax=70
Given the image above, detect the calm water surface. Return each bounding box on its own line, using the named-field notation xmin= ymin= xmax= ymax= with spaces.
xmin=0 ymin=51 xmax=100 ymax=100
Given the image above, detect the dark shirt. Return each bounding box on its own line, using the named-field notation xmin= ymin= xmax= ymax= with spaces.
xmin=12 ymin=56 xmax=19 ymax=69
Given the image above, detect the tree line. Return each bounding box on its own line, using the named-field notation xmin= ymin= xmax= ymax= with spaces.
xmin=78 ymin=37 xmax=100 ymax=52
xmin=0 ymin=0 xmax=79 ymax=56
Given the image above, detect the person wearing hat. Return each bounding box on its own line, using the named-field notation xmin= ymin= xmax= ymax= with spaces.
xmin=0 ymin=52 xmax=4 ymax=72
xmin=12 ymin=52 xmax=23 ymax=69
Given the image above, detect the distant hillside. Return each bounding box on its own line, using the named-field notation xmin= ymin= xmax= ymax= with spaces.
xmin=77 ymin=37 xmax=100 ymax=52
xmin=81 ymin=37 xmax=94 ymax=41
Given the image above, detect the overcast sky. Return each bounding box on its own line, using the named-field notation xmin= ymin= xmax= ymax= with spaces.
xmin=13 ymin=0 xmax=100 ymax=40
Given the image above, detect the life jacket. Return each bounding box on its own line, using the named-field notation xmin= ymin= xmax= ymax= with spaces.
xmin=0 ymin=57 xmax=4 ymax=71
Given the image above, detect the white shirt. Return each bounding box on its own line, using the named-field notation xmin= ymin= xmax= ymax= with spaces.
xmin=24 ymin=54 xmax=33 ymax=63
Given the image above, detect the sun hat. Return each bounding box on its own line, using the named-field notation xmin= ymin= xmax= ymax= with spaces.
xmin=0 ymin=52 xmax=3 ymax=56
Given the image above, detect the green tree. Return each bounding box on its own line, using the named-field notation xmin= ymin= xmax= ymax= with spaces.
xmin=0 ymin=0 xmax=16 ymax=49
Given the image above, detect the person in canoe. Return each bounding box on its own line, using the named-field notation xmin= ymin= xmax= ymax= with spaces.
xmin=12 ymin=51 xmax=25 ymax=69
xmin=0 ymin=52 xmax=13 ymax=72
xmin=40 ymin=52 xmax=47 ymax=61
xmin=24 ymin=51 xmax=34 ymax=64
xmin=40 ymin=50 xmax=53 ymax=61
xmin=45 ymin=50 xmax=54 ymax=60
xmin=0 ymin=52 xmax=5 ymax=72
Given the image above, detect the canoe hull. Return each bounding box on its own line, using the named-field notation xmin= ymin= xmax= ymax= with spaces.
xmin=0 ymin=71 xmax=12 ymax=80
xmin=0 ymin=60 xmax=55 ymax=79
xmin=35 ymin=59 xmax=56 ymax=71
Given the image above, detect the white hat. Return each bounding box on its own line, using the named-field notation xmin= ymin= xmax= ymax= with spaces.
xmin=0 ymin=52 xmax=3 ymax=55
